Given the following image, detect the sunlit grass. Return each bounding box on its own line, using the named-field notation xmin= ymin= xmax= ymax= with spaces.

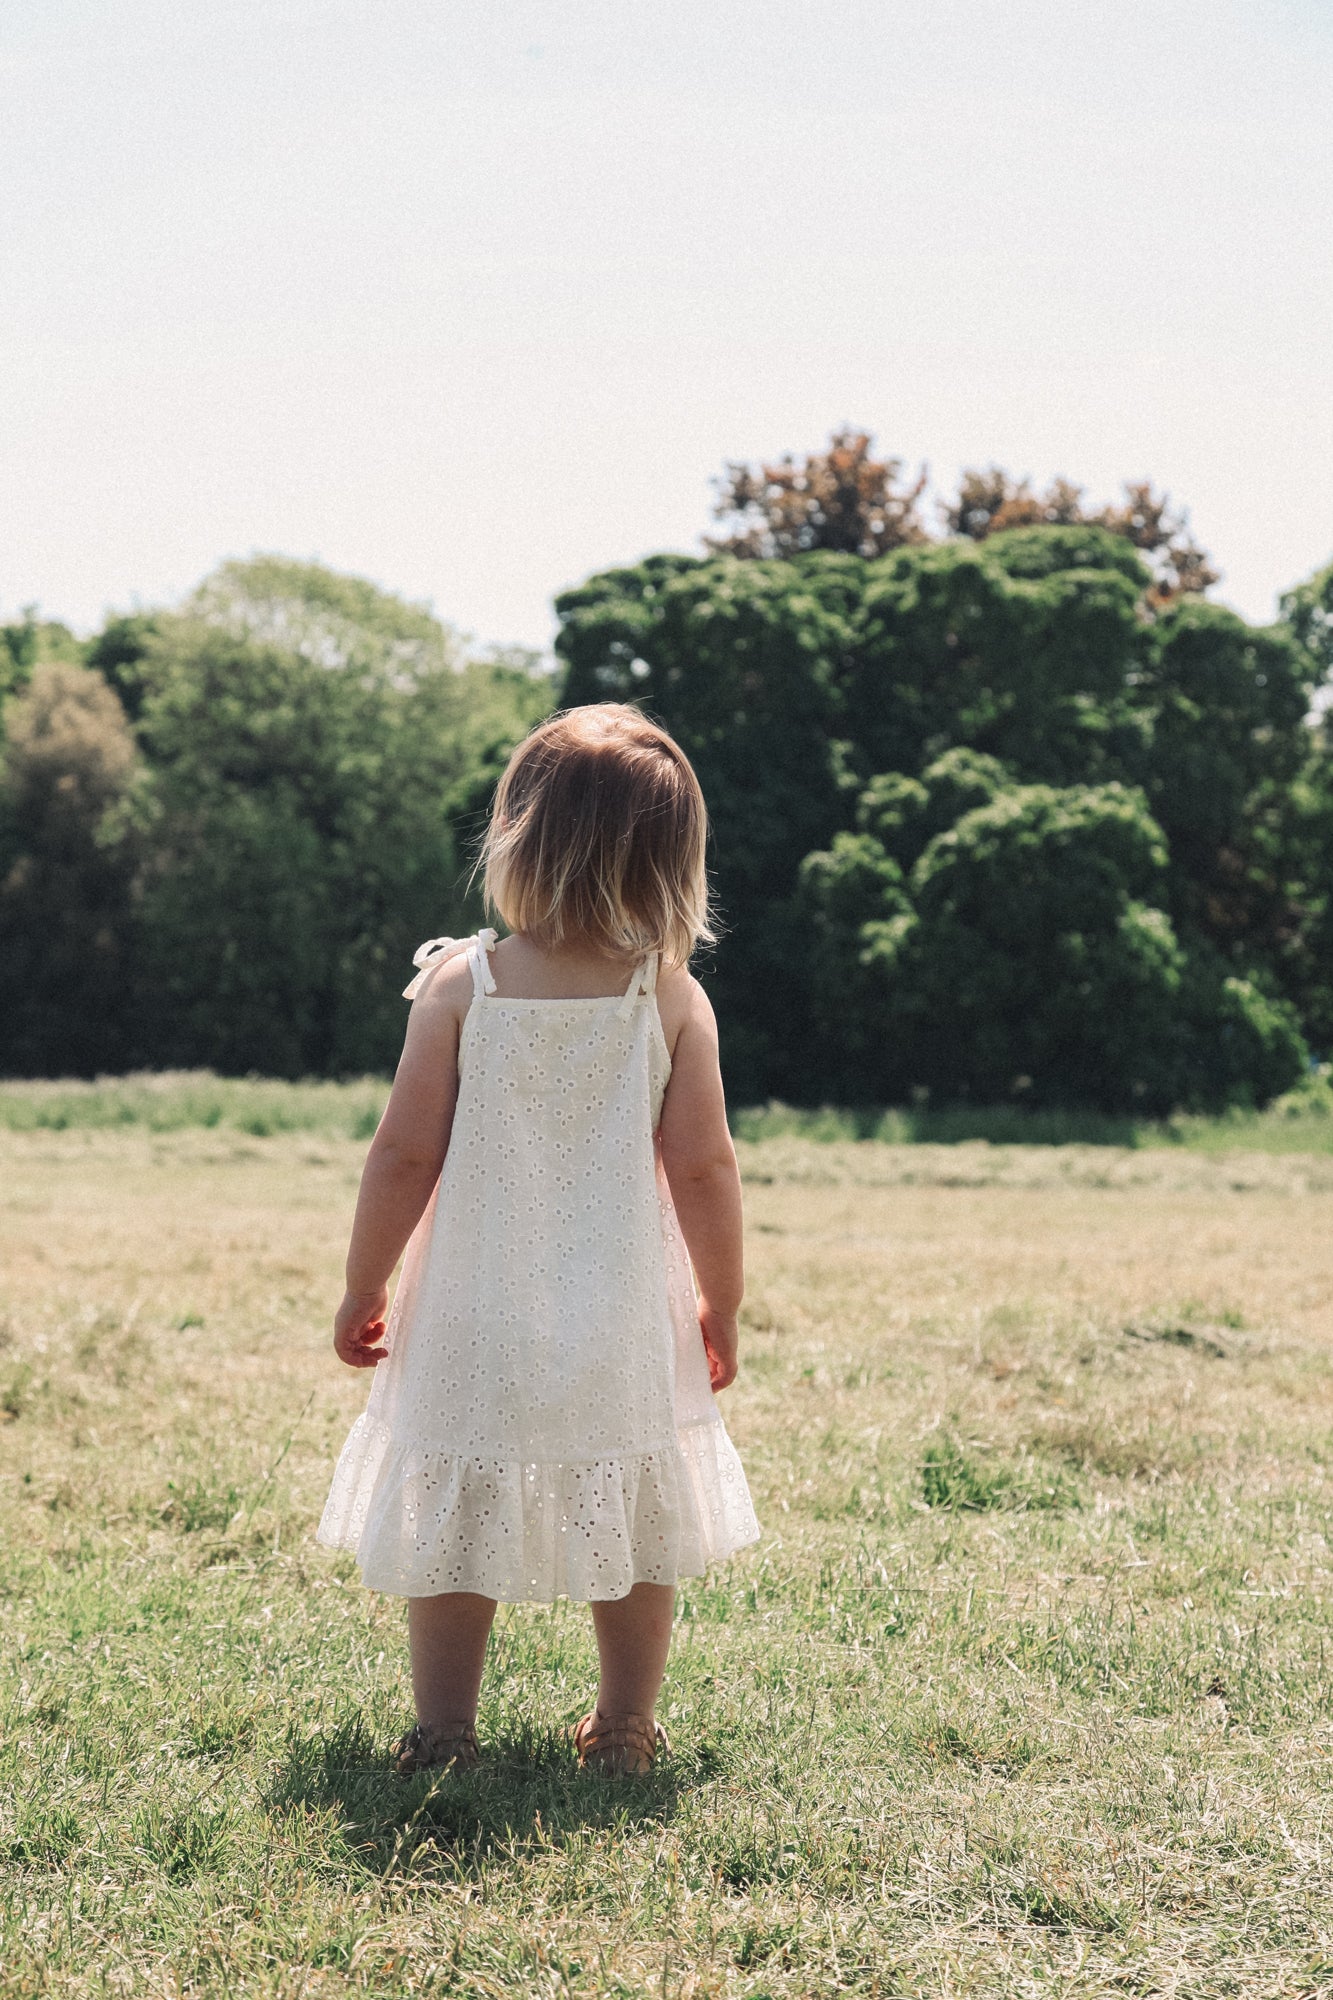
xmin=4 ymin=1063 xmax=1333 ymax=1153
xmin=3 ymin=1124 xmax=1333 ymax=1993
xmin=0 ymin=1070 xmax=389 ymax=1139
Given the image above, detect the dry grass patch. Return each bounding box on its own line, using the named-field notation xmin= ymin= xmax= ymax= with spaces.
xmin=3 ymin=1127 xmax=1333 ymax=1994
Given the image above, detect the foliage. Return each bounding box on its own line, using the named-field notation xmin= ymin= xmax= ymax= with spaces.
xmin=1133 ymin=598 xmax=1319 ymax=945
xmin=3 ymin=515 xmax=1331 ymax=1110
xmin=185 ymin=554 xmax=465 ymax=680
xmin=705 ymin=428 xmax=1218 ymax=605
xmin=0 ymin=664 xmax=142 ymax=1074
xmin=0 ymin=559 xmax=551 ymax=1079
xmin=83 ymin=613 xmax=162 ymax=723
xmin=557 ymin=531 xmax=1324 ymax=1106
xmin=558 ymin=551 xmax=864 ymax=1095
xmin=847 ymin=530 xmax=1152 ymax=783
xmin=707 ymin=427 xmax=929 ymax=559
xmin=800 ymin=758 xmax=1306 ymax=1113
xmin=0 ymin=610 xmax=84 ymax=701
xmin=1273 ymin=739 xmax=1333 ymax=1058
xmin=1279 ymin=556 xmax=1333 ymax=684
xmin=942 ymin=465 xmax=1219 ymax=602
xmin=126 ymin=599 xmax=549 ymax=1077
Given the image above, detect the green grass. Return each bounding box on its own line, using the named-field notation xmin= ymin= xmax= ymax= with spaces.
xmin=733 ymin=1064 xmax=1333 ymax=1153
xmin=4 ymin=1125 xmax=1333 ymax=1993
xmin=5 ymin=1065 xmax=1332 ymax=1153
xmin=0 ymin=1070 xmax=390 ymax=1139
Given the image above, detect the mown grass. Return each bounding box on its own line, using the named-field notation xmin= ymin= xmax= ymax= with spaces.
xmin=0 ymin=1071 xmax=390 ymax=1140
xmin=3 ymin=1124 xmax=1333 ymax=1994
xmin=732 ymin=1065 xmax=1333 ymax=1155
xmin=4 ymin=1065 xmax=1332 ymax=1153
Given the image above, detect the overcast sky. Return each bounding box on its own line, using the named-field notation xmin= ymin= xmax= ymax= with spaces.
xmin=3 ymin=0 xmax=1330 ymax=653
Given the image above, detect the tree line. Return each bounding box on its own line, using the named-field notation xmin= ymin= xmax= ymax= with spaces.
xmin=0 ymin=559 xmax=551 ymax=1077
xmin=4 ymin=437 xmax=1333 ymax=1111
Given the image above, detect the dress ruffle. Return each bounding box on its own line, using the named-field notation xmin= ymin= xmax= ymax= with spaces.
xmin=316 ymin=1412 xmax=761 ymax=1602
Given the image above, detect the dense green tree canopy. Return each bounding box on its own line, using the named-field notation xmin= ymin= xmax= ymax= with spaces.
xmin=0 ymin=560 xmax=552 ymax=1078
xmin=799 ymin=754 xmax=1305 ymax=1113
xmin=124 ymin=571 xmax=551 ymax=1076
xmin=3 ymin=519 xmax=1331 ymax=1113
xmin=1 ymin=612 xmax=84 ymax=700
xmin=557 ymin=529 xmax=1328 ymax=1107
xmin=0 ymin=663 xmax=141 ymax=1073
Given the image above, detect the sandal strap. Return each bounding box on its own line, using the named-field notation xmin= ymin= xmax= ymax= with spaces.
xmin=394 ymin=1719 xmax=479 ymax=1772
xmin=573 ymin=1708 xmax=668 ymax=1771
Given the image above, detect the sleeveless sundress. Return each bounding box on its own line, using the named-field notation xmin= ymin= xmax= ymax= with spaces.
xmin=317 ymin=929 xmax=760 ymax=1601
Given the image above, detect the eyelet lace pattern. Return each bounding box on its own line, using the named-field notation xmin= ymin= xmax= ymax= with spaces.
xmin=318 ymin=936 xmax=760 ymax=1601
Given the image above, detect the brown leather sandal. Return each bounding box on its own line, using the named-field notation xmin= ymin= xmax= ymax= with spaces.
xmin=572 ymin=1707 xmax=670 ymax=1776
xmin=392 ymin=1719 xmax=480 ymax=1777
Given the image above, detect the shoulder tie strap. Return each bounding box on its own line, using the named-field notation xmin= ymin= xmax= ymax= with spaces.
xmin=615 ymin=951 xmax=659 ymax=1021
xmin=402 ymin=928 xmax=497 ymax=1001
xmin=468 ymin=931 xmax=498 ymax=1000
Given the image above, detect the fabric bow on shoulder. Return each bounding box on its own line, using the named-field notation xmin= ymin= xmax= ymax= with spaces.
xmin=402 ymin=928 xmax=498 ymax=1001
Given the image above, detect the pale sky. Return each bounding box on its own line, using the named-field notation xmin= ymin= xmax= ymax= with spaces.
xmin=3 ymin=0 xmax=1331 ymax=654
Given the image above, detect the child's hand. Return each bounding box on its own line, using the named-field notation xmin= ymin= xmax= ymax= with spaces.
xmin=699 ymin=1301 xmax=739 ymax=1392
xmin=334 ymin=1287 xmax=390 ymax=1369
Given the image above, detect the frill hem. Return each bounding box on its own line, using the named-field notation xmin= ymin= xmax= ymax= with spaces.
xmin=315 ymin=1413 xmax=761 ymax=1601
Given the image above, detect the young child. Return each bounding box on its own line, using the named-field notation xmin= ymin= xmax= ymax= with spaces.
xmin=317 ymin=703 xmax=760 ymax=1776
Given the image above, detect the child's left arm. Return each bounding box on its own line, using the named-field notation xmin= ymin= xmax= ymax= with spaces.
xmin=333 ymin=964 xmax=466 ymax=1369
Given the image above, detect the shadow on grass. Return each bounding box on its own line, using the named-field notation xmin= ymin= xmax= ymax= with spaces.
xmin=267 ymin=1712 xmax=686 ymax=1876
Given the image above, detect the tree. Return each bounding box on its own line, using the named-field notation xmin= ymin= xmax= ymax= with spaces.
xmin=799 ymin=756 xmax=1306 ymax=1113
xmin=1265 ymin=561 xmax=1333 ymax=1054
xmin=942 ymin=467 xmax=1219 ymax=604
xmin=1 ymin=611 xmax=84 ymax=702
xmin=1280 ymin=557 xmax=1333 ymax=690
xmin=0 ymin=558 xmax=553 ymax=1080
xmin=185 ymin=555 xmax=465 ymax=680
xmin=85 ymin=613 xmax=162 ymax=723
xmin=707 ymin=429 xmax=929 ymax=560
xmin=1129 ymin=597 xmax=1319 ymax=959
xmin=123 ymin=562 xmax=552 ymax=1075
xmin=849 ymin=527 xmax=1153 ymax=785
xmin=850 ymin=530 xmax=1315 ymax=968
xmin=557 ymin=528 xmax=1317 ymax=1106
xmin=0 ymin=664 xmax=141 ymax=1074
xmin=557 ymin=552 xmax=864 ymax=1098
xmin=702 ymin=429 xmax=1219 ymax=603
xmin=1275 ymin=733 xmax=1333 ymax=1059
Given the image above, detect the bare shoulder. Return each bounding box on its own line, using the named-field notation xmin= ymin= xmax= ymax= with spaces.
xmin=407 ymin=950 xmax=474 ymax=1049
xmin=655 ymin=962 xmax=715 ymax=1061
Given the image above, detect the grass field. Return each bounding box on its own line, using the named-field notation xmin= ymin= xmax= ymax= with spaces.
xmin=3 ymin=1067 xmax=1333 ymax=1154
xmin=4 ymin=1109 xmax=1333 ymax=1995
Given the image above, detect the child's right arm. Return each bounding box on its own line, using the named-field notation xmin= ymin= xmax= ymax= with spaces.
xmin=332 ymin=959 xmax=468 ymax=1369
xmin=658 ymin=978 xmax=743 ymax=1391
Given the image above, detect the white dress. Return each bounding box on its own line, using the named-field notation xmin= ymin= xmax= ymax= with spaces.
xmin=317 ymin=929 xmax=760 ymax=1601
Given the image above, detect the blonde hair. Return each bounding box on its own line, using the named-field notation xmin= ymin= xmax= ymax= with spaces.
xmin=478 ymin=704 xmax=715 ymax=965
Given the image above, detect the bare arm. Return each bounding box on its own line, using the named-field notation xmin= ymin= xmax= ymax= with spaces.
xmin=658 ymin=978 xmax=743 ymax=1390
xmin=333 ymin=960 xmax=467 ymax=1367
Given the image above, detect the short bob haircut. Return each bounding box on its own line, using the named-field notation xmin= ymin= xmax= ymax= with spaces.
xmin=478 ymin=704 xmax=714 ymax=966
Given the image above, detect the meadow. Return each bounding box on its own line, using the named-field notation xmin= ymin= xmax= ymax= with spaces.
xmin=4 ymin=1084 xmax=1333 ymax=1995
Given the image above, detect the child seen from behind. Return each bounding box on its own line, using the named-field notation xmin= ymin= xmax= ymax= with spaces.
xmin=317 ymin=704 xmax=760 ymax=1775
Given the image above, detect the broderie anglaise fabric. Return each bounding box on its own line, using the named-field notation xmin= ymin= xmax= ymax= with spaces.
xmin=317 ymin=934 xmax=760 ymax=1600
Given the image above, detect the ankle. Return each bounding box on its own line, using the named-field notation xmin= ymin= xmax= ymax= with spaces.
xmin=592 ymin=1698 xmax=655 ymax=1726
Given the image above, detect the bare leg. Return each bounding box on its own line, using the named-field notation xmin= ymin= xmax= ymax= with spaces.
xmin=590 ymin=1581 xmax=676 ymax=1721
xmin=407 ymin=1592 xmax=497 ymax=1727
